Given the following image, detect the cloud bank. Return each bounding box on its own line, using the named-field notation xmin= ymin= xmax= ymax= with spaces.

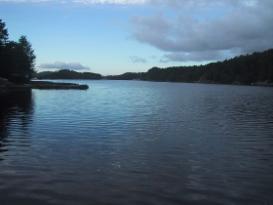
xmin=39 ymin=62 xmax=90 ymax=71
xmin=0 ymin=0 xmax=148 ymax=4
xmin=3 ymin=0 xmax=273 ymax=63
xmin=131 ymin=0 xmax=273 ymax=62
xmin=0 ymin=0 xmax=263 ymax=6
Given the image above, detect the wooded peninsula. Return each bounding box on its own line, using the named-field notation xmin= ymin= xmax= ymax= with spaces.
xmin=36 ymin=49 xmax=273 ymax=86
xmin=0 ymin=19 xmax=88 ymax=90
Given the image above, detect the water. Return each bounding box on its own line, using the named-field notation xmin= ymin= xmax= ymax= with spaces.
xmin=1 ymin=80 xmax=273 ymax=205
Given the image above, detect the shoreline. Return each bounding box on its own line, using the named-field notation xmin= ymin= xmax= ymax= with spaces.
xmin=1 ymin=78 xmax=272 ymax=91
xmin=101 ymin=79 xmax=273 ymax=88
xmin=0 ymin=80 xmax=89 ymax=90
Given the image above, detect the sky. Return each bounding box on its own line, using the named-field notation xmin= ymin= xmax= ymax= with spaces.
xmin=0 ymin=0 xmax=273 ymax=75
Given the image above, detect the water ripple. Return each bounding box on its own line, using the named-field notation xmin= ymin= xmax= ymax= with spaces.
xmin=1 ymin=81 xmax=273 ymax=205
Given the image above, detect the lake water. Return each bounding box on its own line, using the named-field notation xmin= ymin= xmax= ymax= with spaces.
xmin=1 ymin=80 xmax=273 ymax=205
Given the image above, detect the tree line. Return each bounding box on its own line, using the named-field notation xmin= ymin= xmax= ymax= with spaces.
xmin=35 ymin=49 xmax=273 ymax=85
xmin=2 ymin=18 xmax=272 ymax=85
xmin=145 ymin=49 xmax=273 ymax=84
xmin=0 ymin=19 xmax=35 ymax=83
xmin=107 ymin=49 xmax=273 ymax=85
xmin=36 ymin=69 xmax=102 ymax=80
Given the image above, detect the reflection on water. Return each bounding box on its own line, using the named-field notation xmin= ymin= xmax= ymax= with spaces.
xmin=0 ymin=90 xmax=33 ymax=159
xmin=0 ymin=81 xmax=273 ymax=205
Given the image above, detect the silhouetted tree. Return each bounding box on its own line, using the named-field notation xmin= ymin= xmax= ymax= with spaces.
xmin=0 ymin=19 xmax=9 ymax=79
xmin=0 ymin=19 xmax=35 ymax=83
xmin=17 ymin=36 xmax=36 ymax=81
xmin=0 ymin=19 xmax=8 ymax=46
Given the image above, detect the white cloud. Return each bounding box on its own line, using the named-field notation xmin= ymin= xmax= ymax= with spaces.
xmin=131 ymin=0 xmax=273 ymax=62
xmin=73 ymin=0 xmax=147 ymax=4
xmin=130 ymin=56 xmax=147 ymax=63
xmin=39 ymin=62 xmax=90 ymax=71
xmin=0 ymin=0 xmax=263 ymax=7
xmin=0 ymin=0 xmax=148 ymax=4
xmin=2 ymin=0 xmax=273 ymax=63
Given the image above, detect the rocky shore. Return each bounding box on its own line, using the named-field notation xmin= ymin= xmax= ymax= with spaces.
xmin=0 ymin=78 xmax=88 ymax=90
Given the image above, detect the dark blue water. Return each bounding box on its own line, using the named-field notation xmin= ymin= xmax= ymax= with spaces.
xmin=1 ymin=80 xmax=273 ymax=205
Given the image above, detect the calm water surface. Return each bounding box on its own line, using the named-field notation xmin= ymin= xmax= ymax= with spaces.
xmin=1 ymin=80 xmax=273 ymax=205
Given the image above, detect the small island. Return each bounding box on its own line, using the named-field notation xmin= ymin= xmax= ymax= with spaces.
xmin=0 ymin=19 xmax=88 ymax=90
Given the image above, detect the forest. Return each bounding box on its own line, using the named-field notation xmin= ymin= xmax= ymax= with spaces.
xmin=107 ymin=49 xmax=273 ymax=85
xmin=36 ymin=69 xmax=102 ymax=80
xmin=0 ymin=19 xmax=35 ymax=83
xmin=38 ymin=49 xmax=273 ymax=85
xmin=144 ymin=50 xmax=273 ymax=84
xmin=1 ymin=18 xmax=273 ymax=86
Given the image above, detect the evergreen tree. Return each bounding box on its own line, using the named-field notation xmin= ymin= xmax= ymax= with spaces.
xmin=0 ymin=19 xmax=8 ymax=46
xmin=18 ymin=36 xmax=36 ymax=81
xmin=0 ymin=19 xmax=9 ymax=79
xmin=0 ymin=19 xmax=35 ymax=83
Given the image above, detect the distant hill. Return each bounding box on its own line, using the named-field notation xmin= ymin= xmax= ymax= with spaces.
xmin=36 ymin=69 xmax=102 ymax=80
xmin=36 ymin=49 xmax=273 ymax=86
xmin=105 ymin=72 xmax=145 ymax=80
xmin=107 ymin=49 xmax=273 ymax=85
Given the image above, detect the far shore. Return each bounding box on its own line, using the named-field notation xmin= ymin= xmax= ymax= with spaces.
xmin=1 ymin=77 xmax=272 ymax=92
xmin=102 ymin=78 xmax=273 ymax=87
xmin=0 ymin=78 xmax=89 ymax=90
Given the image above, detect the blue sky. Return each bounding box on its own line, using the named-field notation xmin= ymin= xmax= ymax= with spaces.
xmin=1 ymin=0 xmax=273 ymax=75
